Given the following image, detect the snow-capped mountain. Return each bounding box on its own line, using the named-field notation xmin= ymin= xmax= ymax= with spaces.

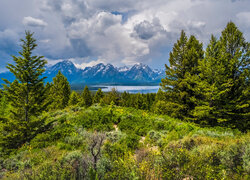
xmin=80 ymin=63 xmax=123 ymax=83
xmin=117 ymin=66 xmax=130 ymax=72
xmin=45 ymin=60 xmax=81 ymax=83
xmin=124 ymin=63 xmax=156 ymax=81
xmin=47 ymin=60 xmax=79 ymax=75
xmin=1 ymin=60 xmax=165 ymax=85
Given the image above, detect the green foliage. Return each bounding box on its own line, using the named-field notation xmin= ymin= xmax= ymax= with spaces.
xmin=49 ymin=71 xmax=71 ymax=109
xmin=242 ymin=143 xmax=250 ymax=173
xmin=122 ymin=133 xmax=140 ymax=150
xmin=1 ymin=31 xmax=48 ymax=152
xmin=102 ymin=88 xmax=120 ymax=105
xmin=153 ymin=100 xmax=168 ymax=114
xmin=120 ymin=91 xmax=131 ymax=107
xmin=80 ymin=86 xmax=92 ymax=107
xmin=0 ymin=93 xmax=10 ymax=118
xmin=69 ymin=91 xmax=80 ymax=106
xmin=161 ymin=30 xmax=204 ymax=119
xmin=0 ymin=105 xmax=249 ymax=179
xmin=160 ymin=22 xmax=249 ymax=131
xmin=155 ymin=88 xmax=166 ymax=102
xmin=120 ymin=92 xmax=155 ymax=111
xmin=194 ymin=22 xmax=250 ymax=130
xmin=93 ymin=88 xmax=104 ymax=104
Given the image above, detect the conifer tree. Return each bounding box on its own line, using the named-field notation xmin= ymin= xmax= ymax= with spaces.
xmin=69 ymin=91 xmax=80 ymax=106
xmin=155 ymin=88 xmax=166 ymax=102
xmin=161 ymin=31 xmax=203 ymax=119
xmin=121 ymin=91 xmax=130 ymax=107
xmin=193 ymin=35 xmax=223 ymax=125
xmin=218 ymin=22 xmax=249 ymax=129
xmin=93 ymin=88 xmax=104 ymax=104
xmin=135 ymin=93 xmax=143 ymax=109
xmin=81 ymin=86 xmax=92 ymax=107
xmin=50 ymin=71 xmax=71 ymax=109
xmin=103 ymin=88 xmax=120 ymax=105
xmin=196 ymin=22 xmax=250 ymax=129
xmin=1 ymin=31 xmax=48 ymax=150
xmin=0 ymin=93 xmax=10 ymax=118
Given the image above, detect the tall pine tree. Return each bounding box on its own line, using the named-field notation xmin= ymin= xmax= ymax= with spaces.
xmin=161 ymin=31 xmax=203 ymax=119
xmin=1 ymin=31 xmax=48 ymax=151
xmin=193 ymin=35 xmax=223 ymax=125
xmin=195 ymin=22 xmax=250 ymax=129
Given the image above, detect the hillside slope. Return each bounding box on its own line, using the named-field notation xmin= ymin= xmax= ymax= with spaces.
xmin=1 ymin=105 xmax=249 ymax=179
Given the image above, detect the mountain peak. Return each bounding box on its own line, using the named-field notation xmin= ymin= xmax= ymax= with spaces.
xmin=94 ymin=63 xmax=105 ymax=67
xmin=47 ymin=60 xmax=78 ymax=75
xmin=31 ymin=61 xmax=165 ymax=84
xmin=132 ymin=63 xmax=150 ymax=70
xmin=60 ymin=60 xmax=74 ymax=66
xmin=117 ymin=66 xmax=130 ymax=72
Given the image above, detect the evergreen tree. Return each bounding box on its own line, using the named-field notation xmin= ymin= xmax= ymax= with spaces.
xmin=193 ymin=35 xmax=223 ymax=125
xmin=155 ymin=88 xmax=166 ymax=102
xmin=1 ymin=31 xmax=48 ymax=151
xmin=161 ymin=31 xmax=203 ymax=119
xmin=141 ymin=94 xmax=148 ymax=110
xmin=69 ymin=91 xmax=80 ymax=106
xmin=50 ymin=71 xmax=71 ymax=109
xmin=195 ymin=22 xmax=250 ymax=129
xmin=218 ymin=22 xmax=249 ymax=129
xmin=81 ymin=86 xmax=92 ymax=107
xmin=135 ymin=93 xmax=143 ymax=109
xmin=93 ymin=88 xmax=104 ymax=104
xmin=0 ymin=93 xmax=10 ymax=118
xmin=148 ymin=93 xmax=156 ymax=110
xmin=103 ymin=88 xmax=120 ymax=105
xmin=121 ymin=91 xmax=131 ymax=107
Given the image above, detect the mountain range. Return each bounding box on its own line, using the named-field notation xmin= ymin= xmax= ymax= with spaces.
xmin=0 ymin=60 xmax=165 ymax=85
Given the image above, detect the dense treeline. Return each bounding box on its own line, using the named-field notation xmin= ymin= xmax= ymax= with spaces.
xmin=0 ymin=22 xmax=249 ymax=179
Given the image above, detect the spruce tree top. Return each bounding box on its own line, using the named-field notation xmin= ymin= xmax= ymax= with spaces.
xmin=6 ymin=31 xmax=47 ymax=84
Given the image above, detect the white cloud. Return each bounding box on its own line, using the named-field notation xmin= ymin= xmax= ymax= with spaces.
xmin=0 ymin=0 xmax=250 ymax=70
xmin=23 ymin=16 xmax=48 ymax=27
xmin=67 ymin=11 xmax=149 ymax=64
xmin=237 ymin=11 xmax=250 ymax=24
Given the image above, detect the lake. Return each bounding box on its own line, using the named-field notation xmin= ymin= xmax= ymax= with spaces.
xmin=92 ymin=85 xmax=160 ymax=94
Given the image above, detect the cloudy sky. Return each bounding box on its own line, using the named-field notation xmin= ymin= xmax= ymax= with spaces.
xmin=0 ymin=0 xmax=250 ymax=71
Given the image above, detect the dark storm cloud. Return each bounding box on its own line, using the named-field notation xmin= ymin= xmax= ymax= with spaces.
xmin=133 ymin=18 xmax=166 ymax=40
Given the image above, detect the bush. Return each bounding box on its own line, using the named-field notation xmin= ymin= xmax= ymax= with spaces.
xmin=121 ymin=133 xmax=140 ymax=150
xmin=242 ymin=143 xmax=250 ymax=173
xmin=219 ymin=143 xmax=244 ymax=173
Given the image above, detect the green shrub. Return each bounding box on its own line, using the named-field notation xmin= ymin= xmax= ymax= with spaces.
xmin=121 ymin=133 xmax=140 ymax=150
xmin=219 ymin=143 xmax=244 ymax=173
xmin=242 ymin=143 xmax=250 ymax=173
xmin=30 ymin=133 xmax=52 ymax=148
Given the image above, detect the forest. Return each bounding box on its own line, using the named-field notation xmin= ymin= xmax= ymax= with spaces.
xmin=0 ymin=22 xmax=249 ymax=179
